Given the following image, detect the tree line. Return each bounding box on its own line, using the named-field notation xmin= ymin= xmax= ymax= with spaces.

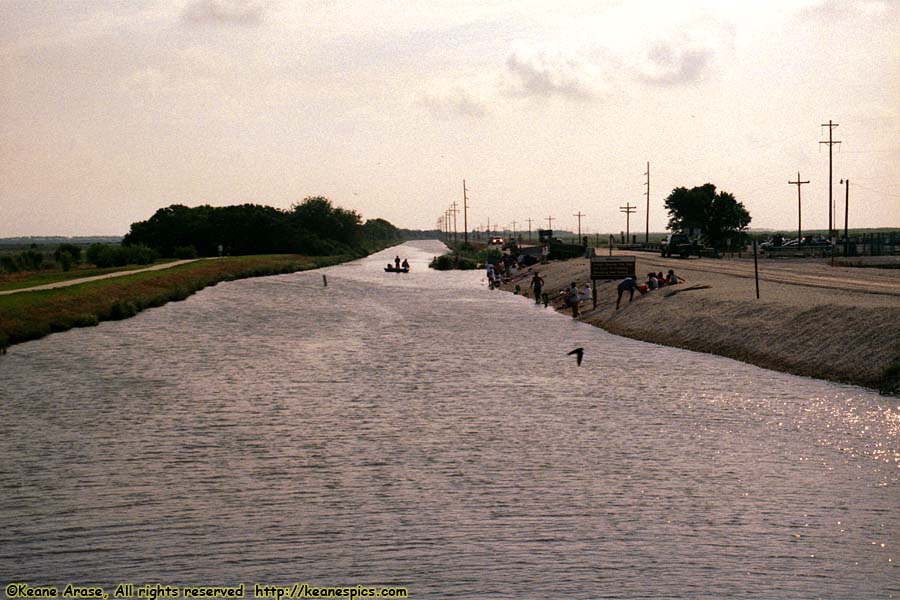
xmin=122 ymin=197 xmax=402 ymax=258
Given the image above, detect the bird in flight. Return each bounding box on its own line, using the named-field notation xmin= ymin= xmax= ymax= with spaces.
xmin=567 ymin=347 xmax=584 ymax=366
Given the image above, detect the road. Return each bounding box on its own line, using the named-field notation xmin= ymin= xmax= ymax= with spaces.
xmin=632 ymin=252 xmax=900 ymax=297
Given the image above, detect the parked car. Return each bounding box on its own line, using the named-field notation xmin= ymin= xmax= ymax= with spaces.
xmin=759 ymin=235 xmax=786 ymax=250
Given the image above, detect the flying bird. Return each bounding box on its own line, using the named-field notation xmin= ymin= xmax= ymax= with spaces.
xmin=567 ymin=347 xmax=584 ymax=366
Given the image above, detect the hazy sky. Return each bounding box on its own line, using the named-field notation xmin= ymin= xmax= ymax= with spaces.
xmin=2 ymin=0 xmax=898 ymax=237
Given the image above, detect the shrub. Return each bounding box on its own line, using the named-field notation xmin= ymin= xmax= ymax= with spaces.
xmin=54 ymin=244 xmax=82 ymax=271
xmin=87 ymin=243 xmax=158 ymax=267
xmin=0 ymin=255 xmax=18 ymax=273
xmin=456 ymin=257 xmax=477 ymax=270
xmin=174 ymin=245 xmax=197 ymax=259
xmin=428 ymin=254 xmax=459 ymax=270
xmin=19 ymin=249 xmax=43 ymax=270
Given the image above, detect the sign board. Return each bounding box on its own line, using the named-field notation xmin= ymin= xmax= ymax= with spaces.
xmin=591 ymin=256 xmax=636 ymax=280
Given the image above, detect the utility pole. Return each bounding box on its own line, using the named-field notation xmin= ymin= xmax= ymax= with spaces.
xmin=788 ymin=172 xmax=810 ymax=245
xmin=820 ymin=120 xmax=841 ymax=238
xmin=619 ymin=203 xmax=636 ymax=242
xmin=573 ymin=211 xmax=585 ymax=239
xmin=462 ymin=180 xmax=469 ymax=245
xmin=644 ymin=161 xmax=650 ymax=243
xmin=840 ymin=178 xmax=850 ymax=245
xmin=526 ymin=218 xmax=533 ymax=242
xmin=450 ymin=202 xmax=459 ymax=242
xmin=511 ymin=220 xmax=517 ymax=240
xmin=546 ymin=215 xmax=554 ymax=230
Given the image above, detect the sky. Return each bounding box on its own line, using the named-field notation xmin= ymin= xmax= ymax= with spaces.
xmin=1 ymin=0 xmax=899 ymax=237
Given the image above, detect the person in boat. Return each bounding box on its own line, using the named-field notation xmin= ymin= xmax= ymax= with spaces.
xmin=394 ymin=256 xmax=401 ymax=271
xmin=386 ymin=263 xmax=393 ymax=271
xmin=401 ymin=258 xmax=409 ymax=270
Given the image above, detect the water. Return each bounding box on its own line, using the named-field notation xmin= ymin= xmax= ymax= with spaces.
xmin=1 ymin=240 xmax=898 ymax=598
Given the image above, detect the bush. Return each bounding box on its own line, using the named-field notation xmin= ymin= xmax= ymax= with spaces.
xmin=0 ymin=255 xmax=18 ymax=273
xmin=174 ymin=245 xmax=197 ymax=259
xmin=54 ymin=244 xmax=82 ymax=271
xmin=19 ymin=249 xmax=43 ymax=270
xmin=86 ymin=244 xmax=158 ymax=268
xmin=456 ymin=257 xmax=477 ymax=270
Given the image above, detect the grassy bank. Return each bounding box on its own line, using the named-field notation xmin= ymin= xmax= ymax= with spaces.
xmin=0 ymin=254 xmax=348 ymax=350
xmin=0 ymin=261 xmax=182 ymax=292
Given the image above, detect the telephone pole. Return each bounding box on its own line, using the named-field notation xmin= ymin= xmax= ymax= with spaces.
xmin=820 ymin=120 xmax=841 ymax=238
xmin=840 ymin=178 xmax=850 ymax=243
xmin=573 ymin=211 xmax=585 ymax=239
xmin=526 ymin=218 xmax=533 ymax=242
xmin=462 ymin=180 xmax=469 ymax=245
xmin=450 ymin=202 xmax=459 ymax=242
xmin=788 ymin=172 xmax=810 ymax=245
xmin=619 ymin=203 xmax=636 ymax=242
xmin=644 ymin=161 xmax=650 ymax=243
xmin=546 ymin=215 xmax=554 ymax=230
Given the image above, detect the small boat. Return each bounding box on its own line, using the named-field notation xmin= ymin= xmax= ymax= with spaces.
xmin=384 ymin=266 xmax=409 ymax=273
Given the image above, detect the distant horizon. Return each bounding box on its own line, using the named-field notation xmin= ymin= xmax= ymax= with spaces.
xmin=4 ymin=225 xmax=900 ymax=246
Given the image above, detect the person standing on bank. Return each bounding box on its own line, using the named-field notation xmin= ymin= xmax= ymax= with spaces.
xmin=566 ymin=282 xmax=580 ymax=318
xmin=616 ymin=276 xmax=638 ymax=309
xmin=530 ymin=271 xmax=544 ymax=304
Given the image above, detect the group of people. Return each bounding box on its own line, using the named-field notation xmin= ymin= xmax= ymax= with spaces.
xmin=527 ymin=272 xmax=591 ymax=317
xmin=616 ymin=269 xmax=683 ymax=309
xmin=387 ymin=256 xmax=410 ymax=272
xmin=487 ymin=255 xmax=529 ymax=288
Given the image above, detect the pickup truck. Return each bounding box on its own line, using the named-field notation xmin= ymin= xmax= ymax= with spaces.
xmin=660 ymin=233 xmax=703 ymax=258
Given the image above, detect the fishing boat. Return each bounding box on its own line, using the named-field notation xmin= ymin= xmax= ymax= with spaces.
xmin=384 ymin=266 xmax=409 ymax=273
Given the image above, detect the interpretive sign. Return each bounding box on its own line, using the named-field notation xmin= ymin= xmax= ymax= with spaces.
xmin=590 ymin=256 xmax=636 ymax=280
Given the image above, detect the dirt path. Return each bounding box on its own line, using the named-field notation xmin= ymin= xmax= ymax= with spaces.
xmin=0 ymin=259 xmax=206 ymax=296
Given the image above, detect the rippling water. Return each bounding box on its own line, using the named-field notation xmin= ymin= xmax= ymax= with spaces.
xmin=1 ymin=240 xmax=898 ymax=598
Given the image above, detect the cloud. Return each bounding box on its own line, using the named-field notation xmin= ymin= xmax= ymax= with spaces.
xmin=182 ymin=0 xmax=269 ymax=26
xmin=630 ymin=18 xmax=734 ymax=87
xmin=800 ymin=0 xmax=895 ymax=19
xmin=636 ymin=42 xmax=715 ymax=86
xmin=419 ymin=87 xmax=489 ymax=119
xmin=504 ymin=46 xmax=610 ymax=100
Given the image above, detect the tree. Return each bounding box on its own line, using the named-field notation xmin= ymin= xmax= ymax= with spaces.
xmin=664 ymin=183 xmax=751 ymax=250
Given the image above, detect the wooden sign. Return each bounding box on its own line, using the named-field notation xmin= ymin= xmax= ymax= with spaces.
xmin=591 ymin=256 xmax=636 ymax=280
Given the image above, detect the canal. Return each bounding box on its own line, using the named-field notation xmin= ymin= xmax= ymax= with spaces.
xmin=1 ymin=240 xmax=897 ymax=598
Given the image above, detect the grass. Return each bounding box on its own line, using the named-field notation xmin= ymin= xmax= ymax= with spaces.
xmin=0 ymin=260 xmax=181 ymax=291
xmin=0 ymin=254 xmax=349 ymax=349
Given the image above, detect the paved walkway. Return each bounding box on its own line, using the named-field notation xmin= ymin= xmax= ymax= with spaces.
xmin=0 ymin=259 xmax=204 ymax=296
